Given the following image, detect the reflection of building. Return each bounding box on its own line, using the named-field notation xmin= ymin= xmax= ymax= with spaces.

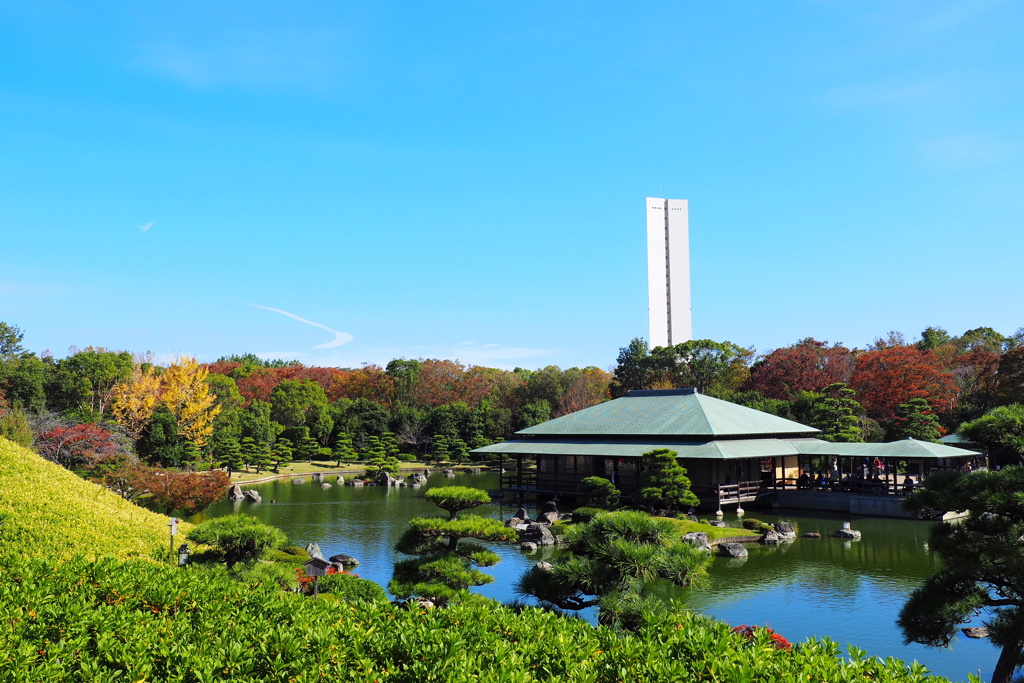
xmin=646 ymin=197 xmax=691 ymax=348
xmin=474 ymin=388 xmax=980 ymax=518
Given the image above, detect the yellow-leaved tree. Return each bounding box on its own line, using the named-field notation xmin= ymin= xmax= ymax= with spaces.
xmin=162 ymin=356 xmax=221 ymax=450
xmin=110 ymin=362 xmax=163 ymax=441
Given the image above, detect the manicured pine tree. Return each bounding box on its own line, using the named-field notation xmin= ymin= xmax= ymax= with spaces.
xmin=429 ymin=433 xmax=451 ymax=463
xmin=636 ymin=448 xmax=699 ymax=513
xmin=390 ymin=486 xmax=517 ymax=603
xmin=271 ymin=437 xmax=294 ymax=473
xmin=216 ymin=437 xmax=245 ymax=474
xmin=296 ymin=434 xmax=319 ymax=464
xmin=332 ymin=432 xmax=356 ymax=466
xmin=893 ymin=398 xmax=941 ymax=442
xmin=812 ymin=383 xmax=863 ymax=443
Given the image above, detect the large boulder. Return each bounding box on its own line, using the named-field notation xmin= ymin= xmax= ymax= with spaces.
xmin=406 ymin=473 xmax=428 ymax=486
xmin=536 ymin=511 xmax=560 ymax=525
xmin=833 ymin=528 xmax=862 ymax=540
xmin=718 ymin=542 xmax=748 ymax=558
xmin=306 ymin=543 xmax=324 ymax=561
xmin=336 ymin=475 xmax=345 ymax=485
xmin=292 ymin=478 xmax=307 ymax=485
xmin=329 ymin=553 xmax=360 ymax=566
xmin=520 ymin=542 xmax=538 ymax=552
xmin=243 ymin=490 xmax=262 ymax=503
xmin=760 ymin=529 xmax=780 ymax=545
xmin=519 ymin=522 xmax=556 ymax=546
xmin=311 ymin=472 xmax=324 ymax=483
xmin=514 ymin=507 xmax=530 ymax=522
xmin=682 ymin=532 xmax=711 ymax=553
xmin=228 ymin=484 xmax=245 ymax=501
xmin=320 ymin=483 xmax=332 ymax=489
xmin=505 ymin=517 xmax=525 ymax=528
xmin=774 ymin=521 xmax=797 ymax=540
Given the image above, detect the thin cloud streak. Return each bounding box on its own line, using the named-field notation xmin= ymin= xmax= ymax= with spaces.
xmin=137 ymin=221 xmax=155 ymax=232
xmin=252 ymin=305 xmax=354 ymax=348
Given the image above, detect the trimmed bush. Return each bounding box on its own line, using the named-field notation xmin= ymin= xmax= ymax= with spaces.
xmin=570 ymin=506 xmax=605 ymax=524
xmin=318 ymin=572 xmax=388 ymax=604
xmin=186 ymin=515 xmax=287 ymax=567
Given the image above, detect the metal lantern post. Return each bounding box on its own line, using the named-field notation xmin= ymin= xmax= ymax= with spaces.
xmin=168 ymin=517 xmax=179 ymax=562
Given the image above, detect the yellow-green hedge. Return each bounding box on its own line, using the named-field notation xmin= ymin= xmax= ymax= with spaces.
xmin=0 ymin=438 xmax=181 ymax=560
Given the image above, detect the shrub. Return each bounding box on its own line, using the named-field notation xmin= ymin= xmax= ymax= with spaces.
xmin=186 ymin=515 xmax=287 ymax=567
xmin=742 ymin=518 xmax=763 ymax=530
xmin=318 ymin=572 xmax=388 ymax=604
xmin=578 ymin=476 xmax=620 ymax=509
xmin=570 ymin=506 xmax=605 ymax=524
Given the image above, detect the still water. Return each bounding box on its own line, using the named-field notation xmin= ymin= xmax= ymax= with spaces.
xmin=202 ymin=472 xmax=996 ymax=682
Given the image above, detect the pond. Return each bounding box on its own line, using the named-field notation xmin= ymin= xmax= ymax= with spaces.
xmin=201 ymin=472 xmax=995 ymax=683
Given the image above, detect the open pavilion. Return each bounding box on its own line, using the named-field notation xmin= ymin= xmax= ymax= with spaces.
xmin=473 ymin=388 xmax=980 ymax=517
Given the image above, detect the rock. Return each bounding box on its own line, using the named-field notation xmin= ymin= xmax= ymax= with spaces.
xmin=535 ymin=561 xmax=554 ymax=572
xmin=228 ymin=484 xmax=245 ymax=501
xmin=682 ymin=532 xmax=712 ymax=553
xmin=962 ymin=627 xmax=989 ymax=639
xmin=833 ymin=528 xmax=862 ymax=540
xmin=540 ymin=500 xmax=559 ymax=515
xmin=468 ymin=467 xmax=481 ymax=474
xmin=505 ymin=517 xmax=524 ymax=528
xmin=514 ymin=507 xmax=530 ymax=522
xmin=519 ymin=522 xmax=556 ymax=546
xmin=443 ymin=468 xmax=454 ymax=475
xmin=306 ymin=543 xmax=324 ymax=561
xmin=407 ymin=473 xmax=428 ymax=486
xmin=292 ymin=478 xmax=307 ymax=484
xmin=243 ymin=490 xmax=262 ymax=503
xmin=329 ymin=554 xmax=360 ymax=566
xmin=802 ymin=532 xmax=822 ymax=539
xmin=320 ymin=483 xmax=332 ymax=489
xmin=444 ymin=472 xmax=455 ymax=478
xmin=349 ymin=479 xmax=364 ymax=487
xmin=520 ymin=542 xmax=538 ymax=552
xmin=708 ymin=520 xmax=726 ymax=527
xmin=718 ymin=542 xmax=748 ymax=558
xmin=311 ymin=473 xmax=324 ymax=483
xmin=774 ymin=521 xmax=797 ymax=540
xmin=760 ymin=530 xmax=780 ymax=545
xmin=329 ymin=562 xmax=346 ymax=572
xmin=336 ymin=475 xmax=345 ymax=485
xmin=536 ymin=511 xmax=559 ymax=525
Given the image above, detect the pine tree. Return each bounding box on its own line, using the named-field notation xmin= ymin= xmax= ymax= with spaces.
xmin=332 ymin=432 xmax=356 ymax=466
xmin=271 ymin=437 xmax=294 ymax=472
xmin=296 ymin=434 xmax=319 ymax=464
xmin=893 ymin=398 xmax=941 ymax=442
xmin=216 ymin=437 xmax=244 ymax=474
xmin=812 ymin=383 xmax=863 ymax=443
xmin=636 ymin=449 xmax=699 ymax=512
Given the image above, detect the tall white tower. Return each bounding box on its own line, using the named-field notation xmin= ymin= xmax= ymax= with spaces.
xmin=646 ymin=197 xmax=691 ymax=348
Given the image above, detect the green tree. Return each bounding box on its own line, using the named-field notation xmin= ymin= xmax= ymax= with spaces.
xmin=916 ymin=326 xmax=952 ymax=351
xmin=650 ymin=339 xmax=751 ymax=394
xmin=216 ymin=437 xmax=245 ymax=474
xmin=611 ymin=337 xmax=653 ymax=397
xmin=958 ymin=405 xmax=1024 ymax=463
xmin=578 ymin=476 xmax=620 ymax=509
xmin=295 ymin=433 xmax=320 ymax=464
xmin=332 ymin=432 xmax=357 ymax=465
xmin=241 ymin=436 xmax=273 ymax=474
xmin=636 ymin=449 xmax=699 ymax=513
xmin=893 ymin=398 xmax=942 ymax=442
xmin=270 ymin=437 xmax=294 ymax=472
xmin=811 ymin=383 xmax=863 ymax=443
xmin=515 ymin=511 xmax=711 ymax=628
xmin=0 ymin=321 xmax=26 ymax=359
xmin=271 ymin=379 xmax=329 ymax=429
xmin=899 ymin=467 xmax=1024 ymax=683
xmin=390 ymin=486 xmax=516 ymax=602
xmin=239 ymin=399 xmax=280 ymax=446
xmin=187 ymin=515 xmax=287 ymax=568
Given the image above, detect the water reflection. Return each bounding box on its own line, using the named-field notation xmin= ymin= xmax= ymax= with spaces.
xmin=202 ymin=474 xmax=992 ymax=682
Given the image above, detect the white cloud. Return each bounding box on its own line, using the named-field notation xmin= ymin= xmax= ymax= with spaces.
xmin=137 ymin=221 xmax=155 ymax=232
xmin=252 ymin=304 xmax=354 ymax=349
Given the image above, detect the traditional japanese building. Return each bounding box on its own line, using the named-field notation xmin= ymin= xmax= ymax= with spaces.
xmin=473 ymin=388 xmax=980 ymax=517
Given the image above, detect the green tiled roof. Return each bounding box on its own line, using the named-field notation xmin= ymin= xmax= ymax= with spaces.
xmin=517 ymin=389 xmax=820 ymax=438
xmin=474 ymin=438 xmax=822 ymax=460
xmin=938 ymin=433 xmax=976 ymax=446
xmin=796 ymin=438 xmax=979 ymax=459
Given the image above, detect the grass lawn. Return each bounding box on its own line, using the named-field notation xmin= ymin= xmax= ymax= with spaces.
xmin=227 ymin=459 xmax=488 ymax=482
xmin=663 ymin=517 xmax=760 ymax=543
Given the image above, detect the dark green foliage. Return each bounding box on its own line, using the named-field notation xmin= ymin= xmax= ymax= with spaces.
xmin=515 ymin=511 xmax=712 ymax=628
xmin=900 ymin=466 xmax=1024 ymax=683
xmin=317 ymin=571 xmax=388 ymax=604
xmin=636 ymin=449 xmax=699 ymax=512
xmin=812 ymin=383 xmax=863 ymax=443
xmin=578 ymin=476 xmax=620 ymax=509
xmin=136 ymin=405 xmax=186 ymax=466
xmin=425 ymin=486 xmax=491 ymax=520
xmin=957 ymin=404 xmax=1024 ymax=462
xmin=1 ymin=555 xmax=962 ymax=683
xmin=215 ymin=437 xmax=244 ymax=473
xmin=391 ymin=486 xmax=515 ymax=601
xmin=611 ymin=337 xmax=653 ymax=396
xmin=893 ymin=398 xmax=941 ymax=442
xmin=332 ymin=432 xmax=356 ymax=465
xmin=186 ymin=515 xmax=287 ymax=568
xmin=270 ymin=437 xmax=293 ymax=472
xmin=569 ymin=506 xmax=605 ymax=524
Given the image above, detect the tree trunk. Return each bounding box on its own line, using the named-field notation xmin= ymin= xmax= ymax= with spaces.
xmin=991 ymin=637 xmax=1024 ymax=683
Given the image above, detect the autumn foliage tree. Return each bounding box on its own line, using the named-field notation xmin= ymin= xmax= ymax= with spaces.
xmin=162 ymin=356 xmax=222 ymax=450
xmin=110 ymin=363 xmax=162 ymax=440
xmin=851 ymin=346 xmax=957 ymax=427
xmin=744 ymin=339 xmax=855 ymax=400
xmin=142 ymin=468 xmax=231 ymax=516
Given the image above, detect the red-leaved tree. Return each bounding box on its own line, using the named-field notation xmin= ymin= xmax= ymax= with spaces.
xmin=744 ymin=339 xmax=855 ymax=400
xmin=851 ymin=347 xmax=957 ymax=424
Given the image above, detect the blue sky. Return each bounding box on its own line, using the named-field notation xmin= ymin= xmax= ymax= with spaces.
xmin=2 ymin=1 xmax=1022 ymax=370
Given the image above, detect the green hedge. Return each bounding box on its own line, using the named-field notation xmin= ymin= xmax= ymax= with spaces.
xmin=0 ymin=556 xmax=954 ymax=683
